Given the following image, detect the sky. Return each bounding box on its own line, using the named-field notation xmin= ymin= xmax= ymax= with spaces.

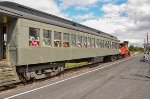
xmin=1 ymin=0 xmax=150 ymax=47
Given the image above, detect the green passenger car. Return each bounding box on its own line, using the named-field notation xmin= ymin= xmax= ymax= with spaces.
xmin=0 ymin=1 xmax=119 ymax=86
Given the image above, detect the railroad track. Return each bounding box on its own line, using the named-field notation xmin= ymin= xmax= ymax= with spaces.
xmin=0 ymin=58 xmax=123 ymax=92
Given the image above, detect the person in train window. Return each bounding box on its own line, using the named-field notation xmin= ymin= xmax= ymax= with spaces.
xmin=64 ymin=42 xmax=69 ymax=47
xmin=77 ymin=41 xmax=82 ymax=48
xmin=78 ymin=44 xmax=82 ymax=47
xmin=54 ymin=41 xmax=61 ymax=47
xmin=31 ymin=38 xmax=39 ymax=46
xmin=43 ymin=39 xmax=51 ymax=47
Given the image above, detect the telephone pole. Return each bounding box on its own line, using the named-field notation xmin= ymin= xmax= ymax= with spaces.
xmin=143 ymin=33 xmax=149 ymax=52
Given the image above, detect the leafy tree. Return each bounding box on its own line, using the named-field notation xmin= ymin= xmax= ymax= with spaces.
xmin=129 ymin=45 xmax=143 ymax=52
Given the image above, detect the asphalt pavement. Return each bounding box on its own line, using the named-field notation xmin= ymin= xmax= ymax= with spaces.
xmin=1 ymin=55 xmax=150 ymax=99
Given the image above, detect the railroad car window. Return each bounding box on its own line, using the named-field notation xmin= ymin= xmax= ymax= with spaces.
xmin=83 ymin=36 xmax=87 ymax=48
xmin=108 ymin=41 xmax=110 ymax=48
xmin=106 ymin=41 xmax=108 ymax=48
xmin=54 ymin=31 xmax=61 ymax=47
xmin=71 ymin=34 xmax=76 ymax=47
xmin=91 ymin=38 xmax=95 ymax=48
xmin=88 ymin=37 xmax=92 ymax=47
xmin=43 ymin=30 xmax=51 ymax=47
xmin=63 ymin=33 xmax=69 ymax=47
xmin=77 ymin=35 xmax=82 ymax=48
xmin=114 ymin=42 xmax=116 ymax=49
xmin=115 ymin=43 xmax=117 ymax=49
xmin=105 ymin=41 xmax=107 ymax=48
xmin=102 ymin=40 xmax=104 ymax=48
xmin=100 ymin=40 xmax=103 ymax=48
xmin=29 ymin=27 xmax=40 ymax=47
xmin=112 ymin=42 xmax=114 ymax=49
xmin=116 ymin=43 xmax=119 ymax=49
xmin=96 ymin=39 xmax=101 ymax=48
xmin=110 ymin=42 xmax=112 ymax=49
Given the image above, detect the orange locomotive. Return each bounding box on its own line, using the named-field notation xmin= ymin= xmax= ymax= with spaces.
xmin=119 ymin=41 xmax=130 ymax=58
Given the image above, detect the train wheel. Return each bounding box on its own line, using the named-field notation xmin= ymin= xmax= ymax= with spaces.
xmin=18 ymin=73 xmax=28 ymax=82
xmin=23 ymin=72 xmax=32 ymax=81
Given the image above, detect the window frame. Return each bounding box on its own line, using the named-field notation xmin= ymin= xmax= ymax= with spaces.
xmin=71 ymin=34 xmax=76 ymax=47
xmin=54 ymin=31 xmax=62 ymax=47
xmin=88 ymin=37 xmax=92 ymax=47
xmin=83 ymin=36 xmax=87 ymax=48
xmin=29 ymin=27 xmax=40 ymax=47
xmin=43 ymin=29 xmax=52 ymax=47
xmin=91 ymin=38 xmax=95 ymax=48
xmin=77 ymin=35 xmax=82 ymax=48
xmin=63 ymin=33 xmax=70 ymax=47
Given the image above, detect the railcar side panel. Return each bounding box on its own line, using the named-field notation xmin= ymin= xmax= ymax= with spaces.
xmin=16 ymin=18 xmax=119 ymax=66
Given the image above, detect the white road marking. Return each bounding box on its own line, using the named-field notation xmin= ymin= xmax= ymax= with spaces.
xmin=4 ymin=56 xmax=136 ymax=99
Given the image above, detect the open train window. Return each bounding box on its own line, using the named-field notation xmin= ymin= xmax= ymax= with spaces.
xmin=112 ymin=42 xmax=114 ymax=49
xmin=63 ymin=33 xmax=69 ymax=47
xmin=71 ymin=34 xmax=76 ymax=47
xmin=96 ymin=39 xmax=100 ymax=48
xmin=107 ymin=41 xmax=109 ymax=48
xmin=54 ymin=31 xmax=61 ymax=47
xmin=91 ymin=38 xmax=95 ymax=48
xmin=105 ymin=41 xmax=108 ymax=48
xmin=116 ymin=43 xmax=119 ymax=49
xmin=88 ymin=37 xmax=92 ymax=47
xmin=101 ymin=40 xmax=103 ymax=48
xmin=110 ymin=42 xmax=112 ymax=49
xmin=108 ymin=41 xmax=110 ymax=48
xmin=77 ymin=35 xmax=82 ymax=48
xmin=29 ymin=27 xmax=40 ymax=47
xmin=83 ymin=36 xmax=87 ymax=48
xmin=43 ymin=30 xmax=51 ymax=47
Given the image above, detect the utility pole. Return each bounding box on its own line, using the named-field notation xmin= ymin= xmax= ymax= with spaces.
xmin=147 ymin=33 xmax=148 ymax=44
xmin=144 ymin=39 xmax=146 ymax=50
xmin=146 ymin=33 xmax=149 ymax=54
xmin=143 ymin=33 xmax=149 ymax=53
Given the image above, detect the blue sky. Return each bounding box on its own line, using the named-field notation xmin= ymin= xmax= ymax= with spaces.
xmin=55 ymin=0 xmax=127 ymax=22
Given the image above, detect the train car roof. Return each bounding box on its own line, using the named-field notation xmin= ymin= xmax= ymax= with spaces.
xmin=0 ymin=1 xmax=118 ymax=40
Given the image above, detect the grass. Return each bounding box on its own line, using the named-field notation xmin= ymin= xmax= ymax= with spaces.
xmin=65 ymin=62 xmax=89 ymax=68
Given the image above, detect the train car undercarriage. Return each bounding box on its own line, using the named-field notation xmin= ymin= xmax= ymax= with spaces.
xmin=16 ymin=55 xmax=119 ymax=82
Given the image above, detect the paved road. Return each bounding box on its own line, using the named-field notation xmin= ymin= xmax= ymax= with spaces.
xmin=1 ymin=55 xmax=150 ymax=99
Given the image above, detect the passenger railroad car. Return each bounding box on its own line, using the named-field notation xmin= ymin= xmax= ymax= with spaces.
xmin=0 ymin=1 xmax=119 ymax=86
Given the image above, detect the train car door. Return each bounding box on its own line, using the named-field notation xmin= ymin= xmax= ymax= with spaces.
xmin=0 ymin=24 xmax=7 ymax=61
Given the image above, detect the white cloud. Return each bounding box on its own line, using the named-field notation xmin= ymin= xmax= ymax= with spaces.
xmin=1 ymin=0 xmax=68 ymax=18
xmin=59 ymin=0 xmax=100 ymax=10
xmin=81 ymin=0 xmax=150 ymax=46
xmin=75 ymin=6 xmax=89 ymax=11
xmin=72 ymin=13 xmax=95 ymax=20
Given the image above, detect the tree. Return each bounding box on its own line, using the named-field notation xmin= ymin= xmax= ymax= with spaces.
xmin=129 ymin=45 xmax=143 ymax=52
